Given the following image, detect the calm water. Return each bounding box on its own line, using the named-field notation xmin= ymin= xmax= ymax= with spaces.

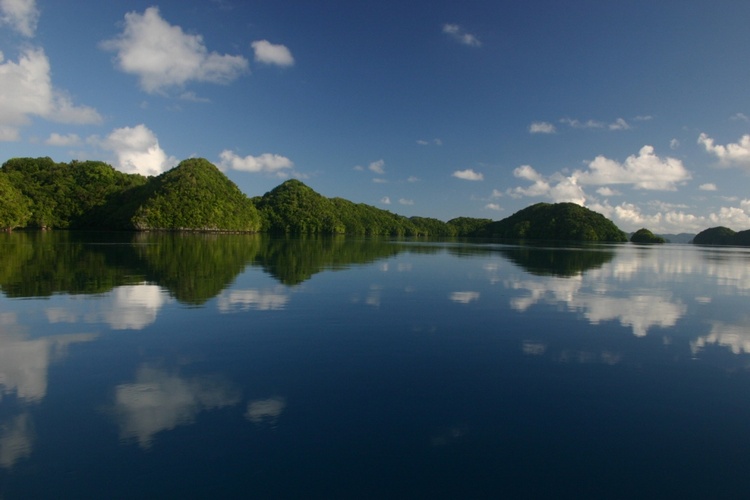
xmin=2 ymin=232 xmax=750 ymax=498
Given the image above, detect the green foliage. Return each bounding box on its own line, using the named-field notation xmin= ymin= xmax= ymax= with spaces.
xmin=0 ymin=173 xmax=31 ymax=230
xmin=630 ymin=228 xmax=666 ymax=244
xmin=130 ymin=158 xmax=261 ymax=231
xmin=692 ymin=226 xmax=747 ymax=245
xmin=447 ymin=217 xmax=493 ymax=236
xmin=1 ymin=157 xmax=147 ymax=229
xmin=255 ymin=180 xmax=440 ymax=236
xmin=472 ymin=202 xmax=628 ymax=242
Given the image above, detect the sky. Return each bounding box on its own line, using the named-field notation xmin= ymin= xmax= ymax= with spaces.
xmin=1 ymin=0 xmax=750 ymax=234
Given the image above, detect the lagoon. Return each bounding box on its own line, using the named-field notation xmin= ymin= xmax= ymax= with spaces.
xmin=1 ymin=232 xmax=750 ymax=497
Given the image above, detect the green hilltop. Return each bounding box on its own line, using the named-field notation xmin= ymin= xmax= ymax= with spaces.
xmin=2 ymin=156 xmax=631 ymax=241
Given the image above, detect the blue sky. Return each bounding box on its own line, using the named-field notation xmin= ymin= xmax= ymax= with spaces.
xmin=2 ymin=0 xmax=750 ymax=233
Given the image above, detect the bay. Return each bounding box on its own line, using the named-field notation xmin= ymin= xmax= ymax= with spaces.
xmin=1 ymin=231 xmax=750 ymax=498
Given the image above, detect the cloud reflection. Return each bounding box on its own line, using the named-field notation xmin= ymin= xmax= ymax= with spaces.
xmin=450 ymin=291 xmax=480 ymax=304
xmin=217 ymin=288 xmax=289 ymax=312
xmin=245 ymin=397 xmax=286 ymax=425
xmin=114 ymin=365 xmax=240 ymax=449
xmin=0 ymin=413 xmax=33 ymax=468
xmin=691 ymin=320 xmax=750 ymax=355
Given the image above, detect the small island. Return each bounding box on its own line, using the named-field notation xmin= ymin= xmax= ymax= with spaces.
xmin=692 ymin=226 xmax=750 ymax=246
xmin=630 ymin=228 xmax=666 ymax=244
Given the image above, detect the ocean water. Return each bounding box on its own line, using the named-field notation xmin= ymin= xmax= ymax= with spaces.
xmin=1 ymin=232 xmax=750 ymax=498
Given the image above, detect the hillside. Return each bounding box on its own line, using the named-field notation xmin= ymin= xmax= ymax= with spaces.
xmin=693 ymin=226 xmax=750 ymax=246
xmin=630 ymin=228 xmax=666 ymax=244
xmin=471 ymin=202 xmax=628 ymax=242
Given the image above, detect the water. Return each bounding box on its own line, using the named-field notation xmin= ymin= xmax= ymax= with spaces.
xmin=1 ymin=232 xmax=750 ymax=498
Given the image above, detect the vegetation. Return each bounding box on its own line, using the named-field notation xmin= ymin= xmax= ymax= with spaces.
xmin=130 ymin=158 xmax=262 ymax=231
xmin=1 ymin=157 xmax=626 ymax=240
xmin=471 ymin=202 xmax=628 ymax=242
xmin=693 ymin=226 xmax=750 ymax=246
xmin=630 ymin=228 xmax=666 ymax=244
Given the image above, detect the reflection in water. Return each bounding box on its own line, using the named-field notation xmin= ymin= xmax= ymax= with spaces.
xmin=96 ymin=284 xmax=169 ymax=330
xmin=218 ymin=288 xmax=289 ymax=312
xmin=691 ymin=320 xmax=750 ymax=355
xmin=114 ymin=365 xmax=241 ymax=449
xmin=0 ymin=414 xmax=33 ymax=468
xmin=449 ymin=291 xmax=480 ymax=304
xmin=0 ymin=328 xmax=98 ymax=402
xmin=245 ymin=397 xmax=286 ymax=425
xmin=0 ymin=316 xmax=97 ymax=468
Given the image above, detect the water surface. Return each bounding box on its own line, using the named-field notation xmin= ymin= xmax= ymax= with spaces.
xmin=1 ymin=232 xmax=750 ymax=498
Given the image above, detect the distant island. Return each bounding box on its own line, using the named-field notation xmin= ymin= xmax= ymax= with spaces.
xmin=692 ymin=226 xmax=750 ymax=246
xmin=630 ymin=228 xmax=666 ymax=244
xmin=0 ymin=156 xmax=740 ymax=244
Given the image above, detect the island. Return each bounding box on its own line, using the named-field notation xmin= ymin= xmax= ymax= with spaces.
xmin=630 ymin=228 xmax=666 ymax=244
xmin=0 ymin=156 xmax=634 ymax=243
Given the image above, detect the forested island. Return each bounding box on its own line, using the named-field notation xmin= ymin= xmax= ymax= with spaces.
xmin=0 ymin=156 xmax=720 ymax=244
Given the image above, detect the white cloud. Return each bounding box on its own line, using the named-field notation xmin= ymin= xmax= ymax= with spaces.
xmin=485 ymin=203 xmax=501 ymax=211
xmin=219 ymin=149 xmax=293 ymax=176
xmin=417 ymin=138 xmax=442 ymax=146
xmin=699 ymin=183 xmax=717 ymax=191
xmin=608 ymin=118 xmax=631 ymax=130
xmin=101 ymin=6 xmax=249 ymax=93
xmin=0 ymin=48 xmax=102 ymax=141
xmin=509 ymin=165 xmax=586 ymax=204
xmin=670 ymin=138 xmax=680 ymax=150
xmin=251 ymin=40 xmax=294 ymax=66
xmin=45 ymin=132 xmax=81 ymax=146
xmin=576 ymin=145 xmax=691 ymax=190
xmin=399 ymin=198 xmax=414 ymax=205
xmin=452 ymin=169 xmax=483 ymax=181
xmin=0 ymin=0 xmax=38 ymax=37
xmin=98 ymin=124 xmax=178 ymax=176
xmin=368 ymin=159 xmax=385 ymax=175
xmin=442 ymin=24 xmax=481 ymax=47
xmin=596 ymin=187 xmax=620 ymax=196
xmin=380 ymin=196 xmax=391 ymax=205
xmin=698 ymin=133 xmax=750 ymax=167
xmin=407 ymin=176 xmax=419 ymax=183
xmin=372 ymin=178 xmax=387 ymax=184
xmin=730 ymin=113 xmax=749 ymax=122
xmin=529 ymin=121 xmax=556 ymax=134
xmin=560 ymin=118 xmax=604 ymax=129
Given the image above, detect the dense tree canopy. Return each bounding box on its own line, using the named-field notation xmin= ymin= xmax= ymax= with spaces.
xmin=471 ymin=202 xmax=628 ymax=242
xmin=692 ymin=226 xmax=750 ymax=246
xmin=630 ymin=228 xmax=666 ymax=244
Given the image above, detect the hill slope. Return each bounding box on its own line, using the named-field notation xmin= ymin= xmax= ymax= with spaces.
xmin=471 ymin=202 xmax=627 ymax=242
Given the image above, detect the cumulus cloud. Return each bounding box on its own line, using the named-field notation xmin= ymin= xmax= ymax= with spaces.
xmin=509 ymin=165 xmax=586 ymax=204
xmin=576 ymin=145 xmax=691 ymax=190
xmin=45 ymin=132 xmax=81 ymax=146
xmin=442 ymin=24 xmax=481 ymax=47
xmin=417 ymin=138 xmax=442 ymax=146
xmin=730 ymin=113 xmax=749 ymax=122
xmin=485 ymin=203 xmax=501 ymax=211
xmin=670 ymin=138 xmax=680 ymax=150
xmin=452 ymin=169 xmax=483 ymax=181
xmin=529 ymin=122 xmax=556 ymax=134
xmin=380 ymin=196 xmax=391 ymax=205
xmin=219 ymin=150 xmax=293 ymax=176
xmin=399 ymin=198 xmax=414 ymax=205
xmin=0 ymin=48 xmax=102 ymax=141
xmin=101 ymin=6 xmax=249 ymax=93
xmin=251 ymin=40 xmax=294 ymax=66
xmin=368 ymin=159 xmax=385 ymax=175
xmin=98 ymin=124 xmax=178 ymax=176
xmin=596 ymin=187 xmax=620 ymax=196
xmin=699 ymin=183 xmax=717 ymax=191
xmin=698 ymin=133 xmax=750 ymax=167
xmin=0 ymin=0 xmax=39 ymax=37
